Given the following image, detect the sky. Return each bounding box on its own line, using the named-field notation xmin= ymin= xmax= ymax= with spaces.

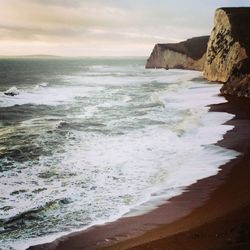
xmin=0 ymin=0 xmax=250 ymax=56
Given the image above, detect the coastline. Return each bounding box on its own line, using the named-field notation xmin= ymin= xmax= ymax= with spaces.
xmin=27 ymin=95 xmax=250 ymax=250
xmin=104 ymin=96 xmax=250 ymax=250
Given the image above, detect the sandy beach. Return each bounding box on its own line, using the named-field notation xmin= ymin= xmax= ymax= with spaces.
xmin=27 ymin=95 xmax=250 ymax=250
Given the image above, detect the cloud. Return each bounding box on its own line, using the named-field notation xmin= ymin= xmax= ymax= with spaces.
xmin=0 ymin=0 xmax=207 ymax=43
xmin=0 ymin=1 xmax=132 ymax=40
xmin=1 ymin=0 xmax=250 ymax=56
xmin=30 ymin=0 xmax=82 ymax=7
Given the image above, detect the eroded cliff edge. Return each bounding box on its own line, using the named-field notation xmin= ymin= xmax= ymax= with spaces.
xmin=146 ymin=36 xmax=209 ymax=71
xmin=204 ymin=7 xmax=250 ymax=97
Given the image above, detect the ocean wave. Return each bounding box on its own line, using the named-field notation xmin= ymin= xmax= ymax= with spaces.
xmin=34 ymin=82 xmax=48 ymax=90
xmin=0 ymin=60 xmax=240 ymax=249
xmin=1 ymin=198 xmax=72 ymax=231
xmin=3 ymin=86 xmax=19 ymax=96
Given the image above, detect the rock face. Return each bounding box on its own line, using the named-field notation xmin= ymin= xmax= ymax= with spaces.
xmin=146 ymin=8 xmax=250 ymax=98
xmin=146 ymin=36 xmax=209 ymax=71
xmin=204 ymin=8 xmax=250 ymax=97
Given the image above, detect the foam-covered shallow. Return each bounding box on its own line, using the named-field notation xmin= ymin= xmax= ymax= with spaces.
xmin=0 ymin=58 xmax=239 ymax=250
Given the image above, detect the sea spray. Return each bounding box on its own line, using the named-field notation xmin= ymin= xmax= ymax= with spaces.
xmin=0 ymin=58 xmax=239 ymax=249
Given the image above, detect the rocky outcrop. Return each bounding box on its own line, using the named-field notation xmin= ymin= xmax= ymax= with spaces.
xmin=146 ymin=8 xmax=250 ymax=98
xmin=204 ymin=8 xmax=250 ymax=97
xmin=146 ymin=36 xmax=209 ymax=71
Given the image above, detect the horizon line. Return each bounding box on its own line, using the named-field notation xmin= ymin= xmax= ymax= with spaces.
xmin=0 ymin=54 xmax=148 ymax=58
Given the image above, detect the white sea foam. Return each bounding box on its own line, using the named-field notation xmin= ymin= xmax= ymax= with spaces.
xmin=0 ymin=62 xmax=240 ymax=250
xmin=3 ymin=86 xmax=19 ymax=96
xmin=34 ymin=82 xmax=49 ymax=90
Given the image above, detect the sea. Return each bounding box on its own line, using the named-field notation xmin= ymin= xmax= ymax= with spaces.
xmin=0 ymin=57 xmax=239 ymax=249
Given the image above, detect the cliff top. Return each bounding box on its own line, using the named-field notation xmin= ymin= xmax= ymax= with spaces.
xmin=217 ymin=7 xmax=250 ymax=55
xmin=157 ymin=36 xmax=209 ymax=60
xmin=219 ymin=7 xmax=250 ymax=12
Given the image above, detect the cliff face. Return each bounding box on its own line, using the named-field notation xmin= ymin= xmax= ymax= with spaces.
xmin=146 ymin=36 xmax=209 ymax=71
xmin=204 ymin=8 xmax=250 ymax=97
xmin=146 ymin=7 xmax=250 ymax=98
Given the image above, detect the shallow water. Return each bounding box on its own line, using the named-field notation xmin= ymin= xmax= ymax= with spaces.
xmin=0 ymin=57 xmax=239 ymax=249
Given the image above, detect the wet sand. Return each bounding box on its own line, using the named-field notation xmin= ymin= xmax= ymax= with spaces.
xmin=28 ymin=96 xmax=250 ymax=250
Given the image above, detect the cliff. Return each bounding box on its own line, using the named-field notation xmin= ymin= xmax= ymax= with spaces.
xmin=204 ymin=8 xmax=250 ymax=97
xmin=146 ymin=36 xmax=209 ymax=71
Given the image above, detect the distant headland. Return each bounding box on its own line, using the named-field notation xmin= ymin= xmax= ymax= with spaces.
xmin=146 ymin=7 xmax=250 ymax=98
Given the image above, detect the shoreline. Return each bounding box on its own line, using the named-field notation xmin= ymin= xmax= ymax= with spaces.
xmin=104 ymin=96 xmax=250 ymax=250
xmin=26 ymin=95 xmax=250 ymax=250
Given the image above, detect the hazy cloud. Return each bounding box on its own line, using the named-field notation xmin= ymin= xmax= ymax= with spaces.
xmin=0 ymin=0 xmax=250 ymax=56
xmin=30 ymin=0 xmax=83 ymax=7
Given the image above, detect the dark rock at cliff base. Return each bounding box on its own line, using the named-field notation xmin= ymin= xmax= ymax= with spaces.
xmin=146 ymin=36 xmax=209 ymax=71
xmin=203 ymin=7 xmax=250 ymax=97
